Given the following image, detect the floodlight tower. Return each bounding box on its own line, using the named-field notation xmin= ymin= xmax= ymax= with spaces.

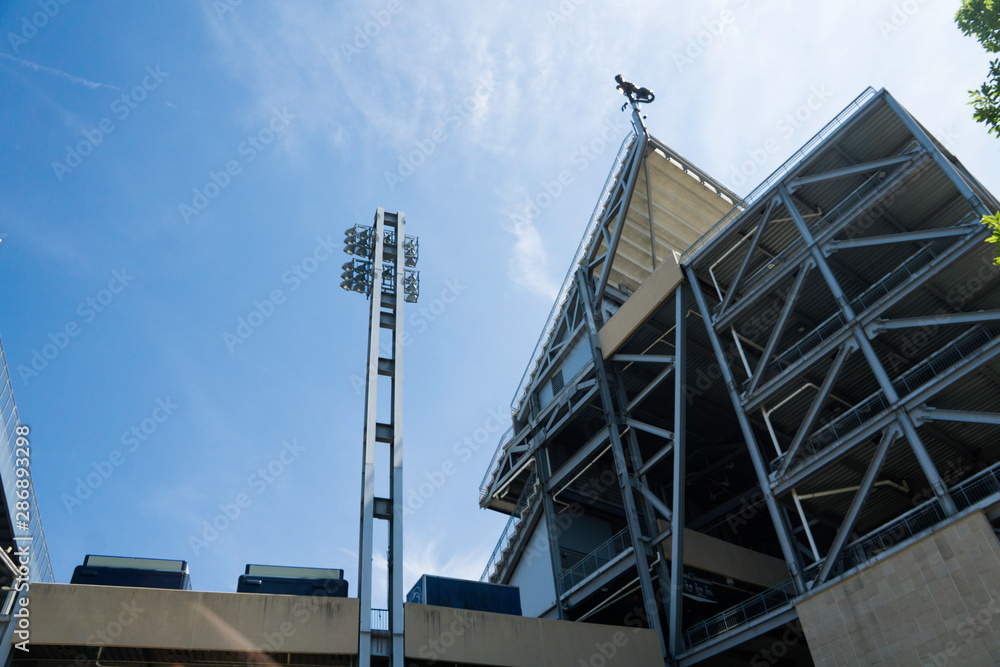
xmin=341 ymin=208 xmax=419 ymax=667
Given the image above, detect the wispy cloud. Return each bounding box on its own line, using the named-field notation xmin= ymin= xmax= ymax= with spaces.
xmin=0 ymin=53 xmax=121 ymax=91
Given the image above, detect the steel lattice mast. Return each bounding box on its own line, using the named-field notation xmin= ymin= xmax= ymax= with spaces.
xmin=342 ymin=207 xmax=419 ymax=667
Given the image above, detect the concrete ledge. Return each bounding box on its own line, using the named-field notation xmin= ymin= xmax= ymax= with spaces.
xmin=25 ymin=584 xmax=359 ymax=654
xmin=404 ymin=603 xmax=662 ymax=666
xmin=599 ymin=251 xmax=683 ymax=359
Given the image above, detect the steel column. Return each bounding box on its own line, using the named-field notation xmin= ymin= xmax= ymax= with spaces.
xmin=536 ymin=452 xmax=567 ymax=620
xmin=389 ymin=212 xmax=405 ymax=666
xmin=357 ymin=210 xmax=385 ymax=666
xmin=575 ymin=270 xmax=668 ymax=659
xmin=669 ymin=284 xmax=687 ymax=657
xmin=687 ymin=268 xmax=806 ymax=592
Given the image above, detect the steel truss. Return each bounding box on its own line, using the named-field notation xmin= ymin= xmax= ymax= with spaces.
xmin=479 ymin=88 xmax=1000 ymax=662
xmin=686 ymin=90 xmax=1000 ymax=595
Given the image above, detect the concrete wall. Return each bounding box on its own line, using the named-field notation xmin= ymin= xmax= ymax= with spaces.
xmin=24 ymin=583 xmax=359 ymax=654
xmin=404 ymin=603 xmax=662 ymax=665
xmin=656 ymin=520 xmax=790 ymax=588
xmin=796 ymin=511 xmax=1000 ymax=666
xmin=508 ymin=514 xmax=557 ymax=618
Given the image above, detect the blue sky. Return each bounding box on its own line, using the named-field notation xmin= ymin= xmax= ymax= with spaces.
xmin=1 ymin=0 xmax=997 ymax=602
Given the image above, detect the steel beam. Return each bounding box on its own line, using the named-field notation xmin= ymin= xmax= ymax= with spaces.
xmin=870 ymin=310 xmax=1000 ymax=332
xmin=745 ymin=229 xmax=991 ymax=413
xmin=776 ymin=341 xmax=855 ymax=479
xmin=687 ymin=268 xmax=806 ymax=592
xmin=815 ymin=427 xmax=899 ymax=584
xmin=746 ymin=260 xmax=812 ymax=396
xmin=638 ymin=440 xmax=674 ymax=477
xmin=637 ymin=482 xmax=673 ymax=521
xmin=789 ymin=152 xmax=914 ymax=190
xmin=916 ymin=408 xmax=1000 ymax=425
xmin=593 ymin=133 xmax=649 ymax=307
xmin=827 ymin=225 xmax=976 ymax=251
xmin=612 ymin=354 xmax=675 ymax=364
xmin=546 ymin=426 xmax=612 ymax=493
xmin=626 ymin=363 xmax=675 ymax=413
xmin=625 ymin=418 xmax=674 ymax=442
xmin=718 ymin=197 xmax=778 ymax=317
xmin=644 ymin=150 xmax=658 ymax=271
xmin=882 ymin=92 xmax=992 ymax=215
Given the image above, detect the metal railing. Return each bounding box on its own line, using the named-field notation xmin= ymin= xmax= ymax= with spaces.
xmin=732 ymin=168 xmax=890 ymax=302
xmin=557 ymin=527 xmax=631 ymax=592
xmin=479 ymin=426 xmax=514 ymax=502
xmin=686 ymin=461 xmax=1000 ymax=650
xmin=511 ymin=134 xmax=637 ymax=415
xmin=814 ymin=461 xmax=1000 ymax=579
xmin=774 ymin=324 xmax=999 ymax=475
xmin=371 ymin=608 xmax=389 ymax=631
xmin=682 ymin=580 xmax=797 ymax=648
xmin=828 ymin=501 xmax=947 ymax=577
xmin=892 ymin=324 xmax=999 ymax=396
xmin=761 ymin=211 xmax=979 ymax=386
xmin=682 ymin=87 xmax=878 ymax=266
xmin=481 ymin=469 xmax=538 ymax=583
xmin=951 ymin=460 xmax=1000 ymax=510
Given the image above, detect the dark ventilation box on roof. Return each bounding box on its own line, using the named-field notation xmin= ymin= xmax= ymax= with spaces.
xmin=237 ymin=564 xmax=348 ymax=597
xmin=406 ymin=575 xmax=521 ymax=616
xmin=70 ymin=555 xmax=192 ymax=590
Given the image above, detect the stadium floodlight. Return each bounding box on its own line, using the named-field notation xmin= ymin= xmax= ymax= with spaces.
xmin=344 ymin=225 xmax=376 ymax=258
xmin=403 ymin=236 xmax=419 ymax=268
xmin=403 ymin=269 xmax=419 ymax=303
xmin=340 ymin=258 xmax=372 ymax=295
